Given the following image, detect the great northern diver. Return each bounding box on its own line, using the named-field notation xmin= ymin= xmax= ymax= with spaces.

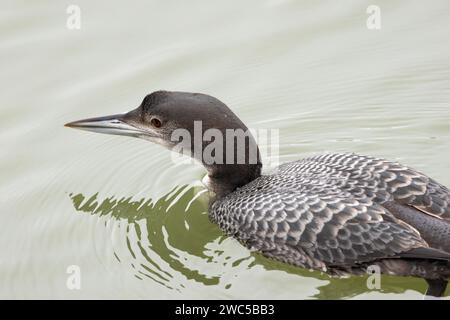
xmin=66 ymin=91 xmax=450 ymax=298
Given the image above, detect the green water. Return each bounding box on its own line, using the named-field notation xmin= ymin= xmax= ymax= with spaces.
xmin=1 ymin=0 xmax=449 ymax=299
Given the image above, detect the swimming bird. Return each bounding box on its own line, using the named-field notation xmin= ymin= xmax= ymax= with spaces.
xmin=66 ymin=91 xmax=450 ymax=298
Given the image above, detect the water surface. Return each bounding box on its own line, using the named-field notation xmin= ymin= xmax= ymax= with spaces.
xmin=1 ymin=0 xmax=450 ymax=299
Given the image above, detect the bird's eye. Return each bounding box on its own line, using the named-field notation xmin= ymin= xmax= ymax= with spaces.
xmin=150 ymin=118 xmax=162 ymax=128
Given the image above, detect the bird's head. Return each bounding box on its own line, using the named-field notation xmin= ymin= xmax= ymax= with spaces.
xmin=65 ymin=91 xmax=262 ymax=196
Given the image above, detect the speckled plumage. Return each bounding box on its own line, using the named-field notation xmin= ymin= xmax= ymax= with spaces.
xmin=211 ymin=153 xmax=450 ymax=278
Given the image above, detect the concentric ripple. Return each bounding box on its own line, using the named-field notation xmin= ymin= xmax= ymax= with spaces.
xmin=70 ymin=185 xmax=252 ymax=291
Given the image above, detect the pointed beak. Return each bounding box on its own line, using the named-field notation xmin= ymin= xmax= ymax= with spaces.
xmin=65 ymin=113 xmax=145 ymax=138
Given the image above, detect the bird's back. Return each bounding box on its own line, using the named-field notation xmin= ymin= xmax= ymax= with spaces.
xmin=210 ymin=153 xmax=450 ymax=274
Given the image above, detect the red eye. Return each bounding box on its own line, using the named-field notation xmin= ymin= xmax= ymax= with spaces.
xmin=151 ymin=118 xmax=162 ymax=128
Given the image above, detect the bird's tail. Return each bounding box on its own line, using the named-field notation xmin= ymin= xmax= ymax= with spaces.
xmin=425 ymin=279 xmax=448 ymax=298
xmin=376 ymin=247 xmax=450 ymax=297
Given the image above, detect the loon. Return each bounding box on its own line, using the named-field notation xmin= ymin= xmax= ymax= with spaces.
xmin=66 ymin=91 xmax=450 ymax=298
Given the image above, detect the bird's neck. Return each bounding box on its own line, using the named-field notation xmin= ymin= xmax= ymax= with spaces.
xmin=205 ymin=162 xmax=262 ymax=198
xmin=187 ymin=122 xmax=263 ymax=198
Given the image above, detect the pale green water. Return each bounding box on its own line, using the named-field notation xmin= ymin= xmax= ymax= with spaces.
xmin=1 ymin=0 xmax=450 ymax=299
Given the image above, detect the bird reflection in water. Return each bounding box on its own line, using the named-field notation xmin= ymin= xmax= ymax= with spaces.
xmin=69 ymin=185 xmax=427 ymax=298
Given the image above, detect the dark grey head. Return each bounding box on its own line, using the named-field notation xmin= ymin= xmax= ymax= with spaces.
xmin=65 ymin=91 xmax=262 ymax=197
